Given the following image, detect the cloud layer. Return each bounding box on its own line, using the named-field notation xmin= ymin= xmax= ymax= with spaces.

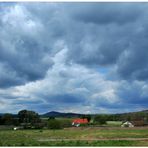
xmin=0 ymin=2 xmax=148 ymax=113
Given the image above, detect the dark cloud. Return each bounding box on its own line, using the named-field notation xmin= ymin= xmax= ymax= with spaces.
xmin=63 ymin=3 xmax=148 ymax=82
xmin=117 ymin=27 xmax=148 ymax=80
xmin=1 ymin=3 xmax=148 ymax=113
xmin=65 ymin=3 xmax=144 ymax=25
xmin=37 ymin=93 xmax=86 ymax=104
xmin=0 ymin=38 xmax=52 ymax=87
xmin=0 ymin=4 xmax=54 ymax=88
xmin=117 ymin=81 xmax=148 ymax=105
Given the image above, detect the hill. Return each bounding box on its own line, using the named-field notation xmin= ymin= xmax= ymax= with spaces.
xmin=41 ymin=109 xmax=148 ymax=121
xmin=0 ymin=109 xmax=148 ymax=120
xmin=41 ymin=111 xmax=83 ymax=118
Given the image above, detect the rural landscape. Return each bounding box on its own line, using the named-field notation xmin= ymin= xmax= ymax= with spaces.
xmin=0 ymin=109 xmax=148 ymax=146
xmin=1 ymin=2 xmax=148 ymax=147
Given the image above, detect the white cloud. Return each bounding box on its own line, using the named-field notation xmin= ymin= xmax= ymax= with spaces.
xmin=3 ymin=47 xmax=120 ymax=113
xmin=1 ymin=3 xmax=148 ymax=113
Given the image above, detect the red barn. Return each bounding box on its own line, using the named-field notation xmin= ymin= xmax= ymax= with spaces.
xmin=72 ymin=118 xmax=88 ymax=127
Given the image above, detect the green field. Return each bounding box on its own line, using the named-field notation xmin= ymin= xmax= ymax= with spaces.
xmin=0 ymin=127 xmax=148 ymax=146
xmin=107 ymin=121 xmax=122 ymax=126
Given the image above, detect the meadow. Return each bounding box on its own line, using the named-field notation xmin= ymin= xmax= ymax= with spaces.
xmin=0 ymin=126 xmax=148 ymax=146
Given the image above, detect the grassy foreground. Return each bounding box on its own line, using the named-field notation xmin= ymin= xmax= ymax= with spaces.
xmin=0 ymin=127 xmax=148 ymax=146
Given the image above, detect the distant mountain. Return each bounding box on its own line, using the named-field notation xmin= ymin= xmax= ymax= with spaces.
xmin=0 ymin=109 xmax=147 ymax=118
xmin=117 ymin=110 xmax=148 ymax=115
xmin=41 ymin=109 xmax=148 ymax=120
xmin=41 ymin=111 xmax=83 ymax=118
xmin=139 ymin=110 xmax=148 ymax=113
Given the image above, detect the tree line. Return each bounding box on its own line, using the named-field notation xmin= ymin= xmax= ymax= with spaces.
xmin=0 ymin=110 xmax=43 ymax=128
xmin=0 ymin=110 xmax=78 ymax=129
xmin=0 ymin=109 xmax=148 ymax=129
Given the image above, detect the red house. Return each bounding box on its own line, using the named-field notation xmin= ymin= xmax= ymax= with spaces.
xmin=72 ymin=118 xmax=88 ymax=127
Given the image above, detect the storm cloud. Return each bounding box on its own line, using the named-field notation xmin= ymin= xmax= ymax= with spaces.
xmin=0 ymin=2 xmax=148 ymax=113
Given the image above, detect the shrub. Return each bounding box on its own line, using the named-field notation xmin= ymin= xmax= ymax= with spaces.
xmin=94 ymin=115 xmax=107 ymax=125
xmin=48 ymin=119 xmax=62 ymax=129
xmin=33 ymin=122 xmax=45 ymax=129
xmin=60 ymin=119 xmax=72 ymax=128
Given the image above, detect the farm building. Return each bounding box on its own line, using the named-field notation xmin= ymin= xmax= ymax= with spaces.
xmin=121 ymin=121 xmax=134 ymax=127
xmin=121 ymin=120 xmax=145 ymax=127
xmin=72 ymin=118 xmax=88 ymax=127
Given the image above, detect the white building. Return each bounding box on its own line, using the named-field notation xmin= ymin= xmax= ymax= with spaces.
xmin=121 ymin=121 xmax=134 ymax=127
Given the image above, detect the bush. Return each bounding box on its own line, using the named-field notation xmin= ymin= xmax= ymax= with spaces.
xmin=94 ymin=115 xmax=107 ymax=125
xmin=1 ymin=114 xmax=13 ymax=125
xmin=33 ymin=122 xmax=45 ymax=129
xmin=79 ymin=123 xmax=88 ymax=127
xmin=60 ymin=119 xmax=72 ymax=128
xmin=48 ymin=119 xmax=62 ymax=129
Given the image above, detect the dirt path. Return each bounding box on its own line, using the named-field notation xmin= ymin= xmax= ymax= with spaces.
xmin=38 ymin=138 xmax=148 ymax=142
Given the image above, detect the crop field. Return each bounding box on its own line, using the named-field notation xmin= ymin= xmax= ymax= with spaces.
xmin=0 ymin=127 xmax=148 ymax=146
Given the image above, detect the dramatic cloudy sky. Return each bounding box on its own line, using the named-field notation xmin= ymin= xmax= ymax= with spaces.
xmin=0 ymin=2 xmax=148 ymax=114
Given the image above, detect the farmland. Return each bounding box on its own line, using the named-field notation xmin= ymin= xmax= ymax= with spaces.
xmin=0 ymin=109 xmax=148 ymax=146
xmin=0 ymin=127 xmax=148 ymax=146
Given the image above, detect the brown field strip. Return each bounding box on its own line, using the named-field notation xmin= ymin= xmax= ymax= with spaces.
xmin=38 ymin=137 xmax=148 ymax=141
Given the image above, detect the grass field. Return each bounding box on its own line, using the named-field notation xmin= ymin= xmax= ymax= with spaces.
xmin=0 ymin=127 xmax=148 ymax=146
xmin=106 ymin=121 xmax=122 ymax=127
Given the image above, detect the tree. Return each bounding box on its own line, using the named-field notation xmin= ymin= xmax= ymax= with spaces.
xmin=48 ymin=119 xmax=62 ymax=129
xmin=18 ymin=110 xmax=40 ymax=127
xmin=13 ymin=118 xmax=20 ymax=126
xmin=94 ymin=115 xmax=107 ymax=125
xmin=0 ymin=116 xmax=4 ymax=125
xmin=85 ymin=115 xmax=91 ymax=122
xmin=80 ymin=115 xmax=91 ymax=122
xmin=18 ymin=110 xmax=28 ymax=123
xmin=1 ymin=113 xmax=13 ymax=125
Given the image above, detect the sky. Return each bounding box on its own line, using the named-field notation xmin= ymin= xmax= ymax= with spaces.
xmin=0 ymin=2 xmax=148 ymax=114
